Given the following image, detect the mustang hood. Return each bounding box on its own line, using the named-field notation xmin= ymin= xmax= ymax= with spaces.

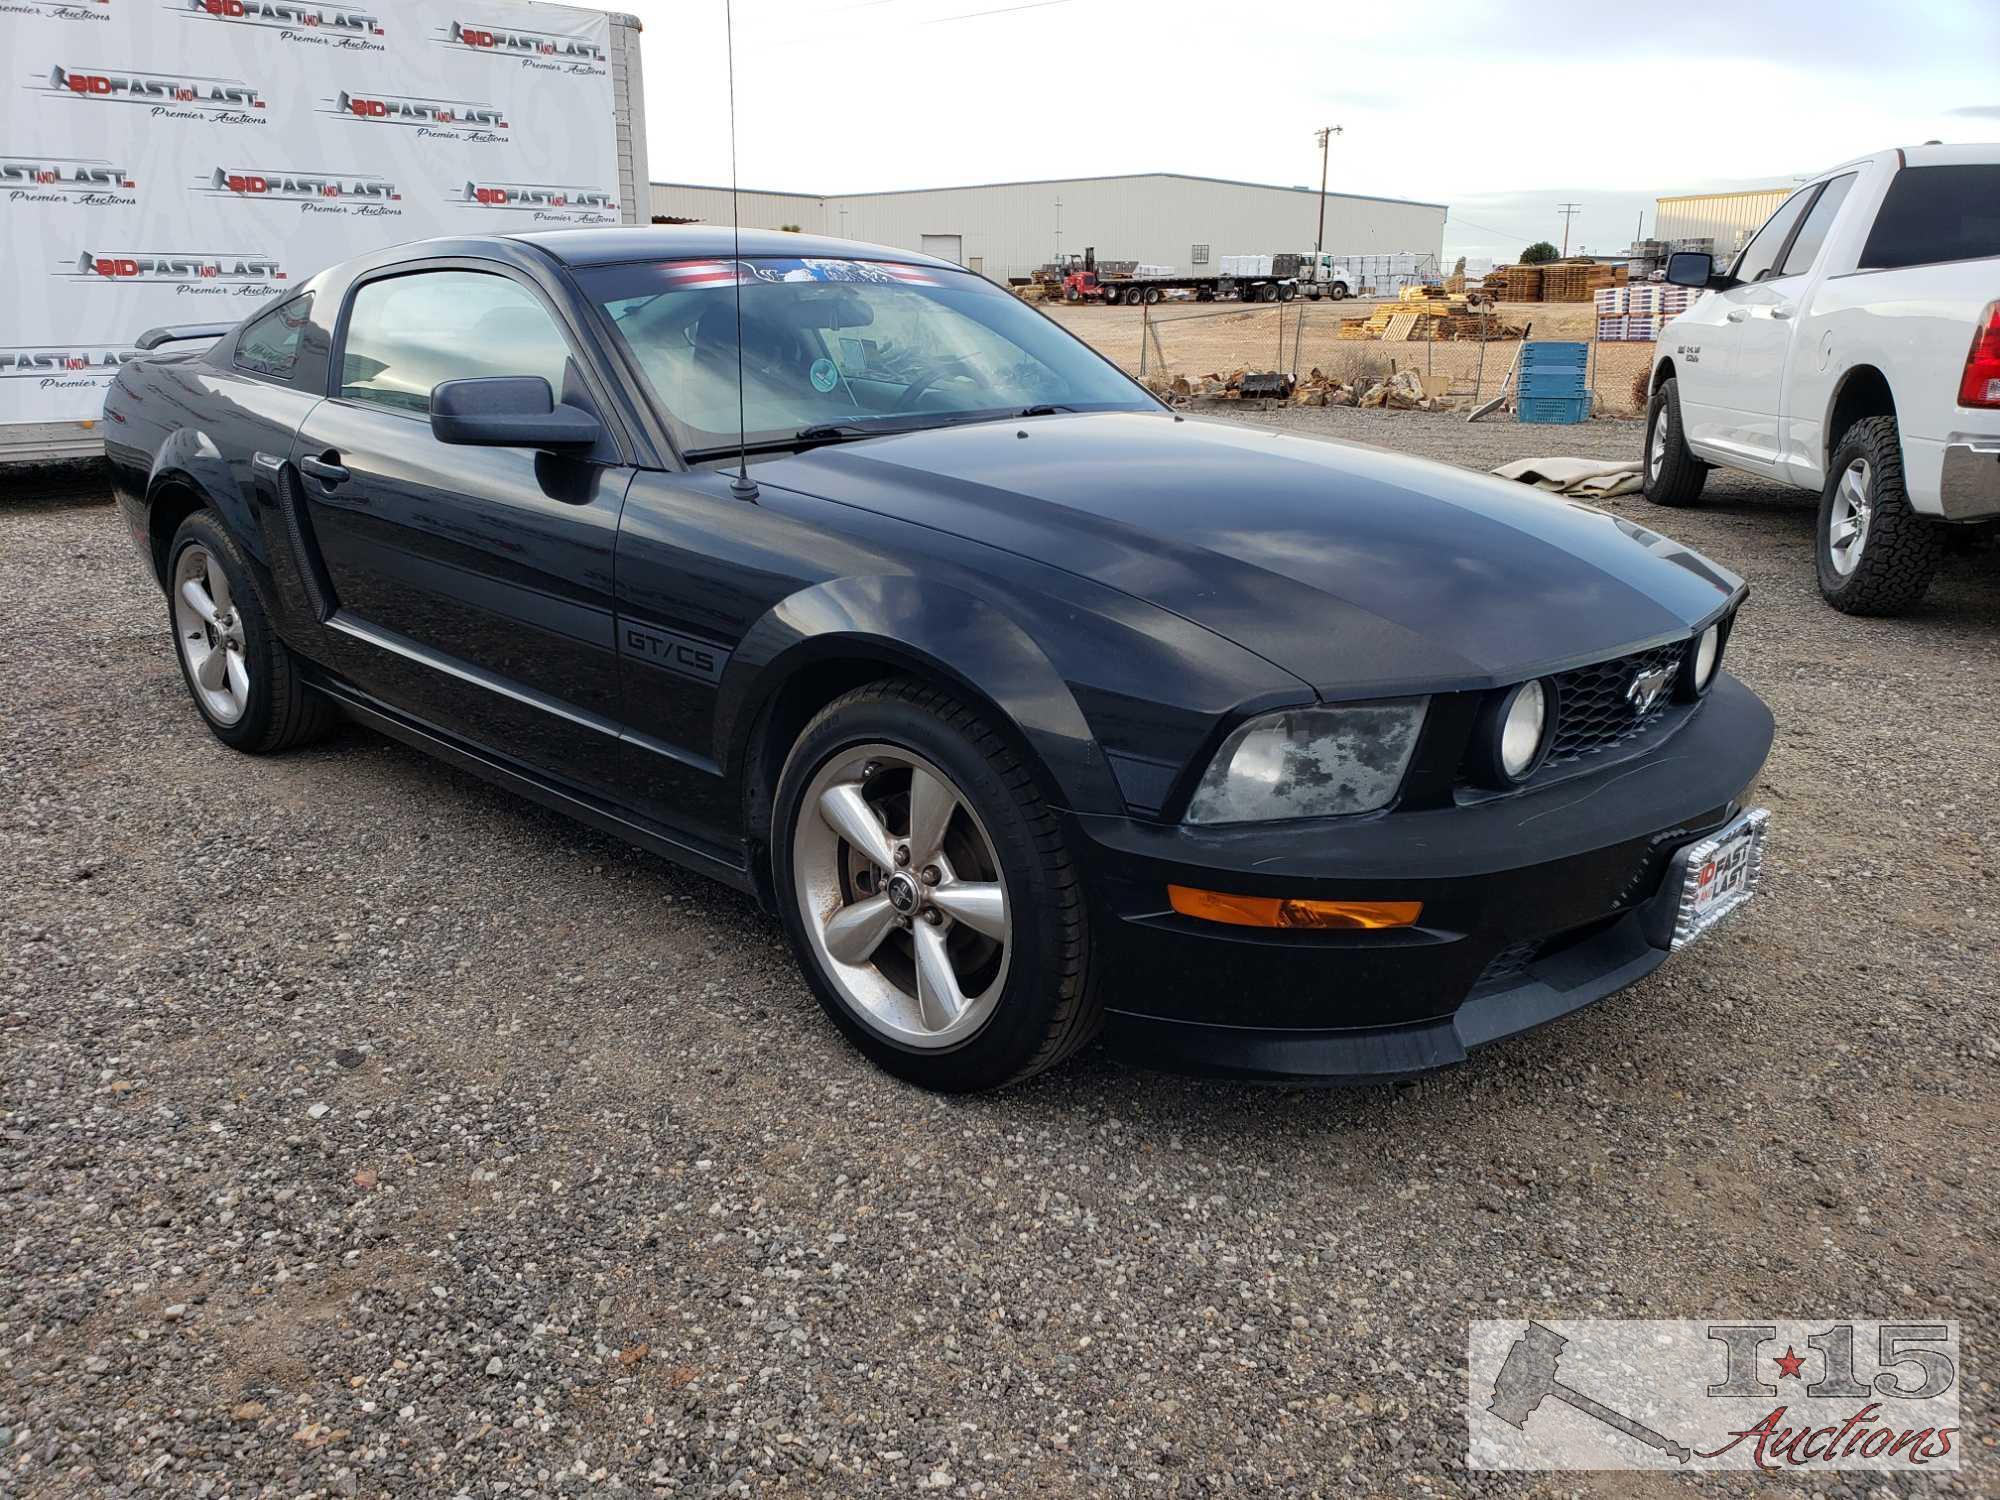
xmin=763 ymin=411 xmax=1744 ymax=697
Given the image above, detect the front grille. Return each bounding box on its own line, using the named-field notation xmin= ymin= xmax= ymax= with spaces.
xmin=1546 ymin=643 xmax=1686 ymax=766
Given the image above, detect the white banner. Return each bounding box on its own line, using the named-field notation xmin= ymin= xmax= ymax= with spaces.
xmin=1 ymin=0 xmax=622 ymax=425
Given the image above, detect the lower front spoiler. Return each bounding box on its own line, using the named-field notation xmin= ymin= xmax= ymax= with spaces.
xmin=1102 ymin=906 xmax=1670 ymax=1085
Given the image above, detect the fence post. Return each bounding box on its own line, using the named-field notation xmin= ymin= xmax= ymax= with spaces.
xmin=1139 ymin=297 xmax=1149 ymax=379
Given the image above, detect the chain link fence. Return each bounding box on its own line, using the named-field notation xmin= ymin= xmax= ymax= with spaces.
xmin=1099 ymin=300 xmax=1655 ymax=417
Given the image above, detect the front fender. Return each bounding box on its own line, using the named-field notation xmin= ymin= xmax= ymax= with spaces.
xmin=718 ymin=574 xmax=1126 ymax=815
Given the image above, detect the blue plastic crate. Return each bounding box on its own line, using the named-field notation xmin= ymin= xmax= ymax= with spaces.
xmin=1519 ymin=367 xmax=1588 ymax=397
xmin=1520 ymin=340 xmax=1589 ymax=369
xmin=1517 ymin=394 xmax=1592 ymax=424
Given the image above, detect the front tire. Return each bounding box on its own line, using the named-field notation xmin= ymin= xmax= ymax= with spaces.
xmin=166 ymin=511 xmax=336 ymax=754
xmin=1641 ymin=376 xmax=1707 ymax=508
xmin=1815 ymin=414 xmax=1944 ymax=615
xmin=773 ymin=679 xmax=1096 ymax=1091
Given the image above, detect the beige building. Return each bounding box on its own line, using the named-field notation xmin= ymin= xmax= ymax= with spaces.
xmin=650 ymin=172 xmax=1447 ymax=284
xmin=1654 ymin=187 xmax=1792 ymax=254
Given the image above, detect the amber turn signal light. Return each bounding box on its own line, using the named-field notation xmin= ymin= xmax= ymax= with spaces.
xmin=1167 ymin=886 xmax=1422 ymax=930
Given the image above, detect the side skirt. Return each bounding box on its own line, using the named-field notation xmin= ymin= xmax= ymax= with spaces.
xmin=308 ymin=676 xmax=756 ymax=895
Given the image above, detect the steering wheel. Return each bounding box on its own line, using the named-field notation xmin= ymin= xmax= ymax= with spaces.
xmin=892 ymin=355 xmax=991 ymax=413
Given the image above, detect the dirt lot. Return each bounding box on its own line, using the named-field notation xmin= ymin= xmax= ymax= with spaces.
xmin=1044 ymin=299 xmax=1652 ymax=415
xmin=3 ymin=421 xmax=1997 ymax=1499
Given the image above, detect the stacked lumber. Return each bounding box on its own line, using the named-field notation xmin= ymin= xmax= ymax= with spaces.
xmin=1501 ymin=265 xmax=1544 ymax=301
xmin=1541 ymin=259 xmax=1623 ymax=303
xmin=1335 ymin=293 xmax=1526 ymax=341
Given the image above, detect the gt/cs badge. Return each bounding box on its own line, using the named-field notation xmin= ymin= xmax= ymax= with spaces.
xmin=619 ymin=621 xmax=728 ymax=685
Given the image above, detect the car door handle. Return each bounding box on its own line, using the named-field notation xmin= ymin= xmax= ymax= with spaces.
xmin=300 ymin=454 xmax=350 ymax=485
xmin=1725 ymin=310 xmax=1748 ymax=323
xmin=1770 ymin=307 xmax=1793 ymax=320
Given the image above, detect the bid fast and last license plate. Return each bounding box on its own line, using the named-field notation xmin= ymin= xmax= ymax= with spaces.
xmin=1671 ymin=807 xmax=1768 ymax=949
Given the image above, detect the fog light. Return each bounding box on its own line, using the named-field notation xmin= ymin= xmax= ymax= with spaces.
xmin=1168 ymin=886 xmax=1423 ymax=929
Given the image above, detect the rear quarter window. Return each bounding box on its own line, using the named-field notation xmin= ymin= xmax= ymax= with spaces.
xmin=1860 ymin=165 xmax=2000 ymax=269
xmin=233 ymin=294 xmax=313 ymax=380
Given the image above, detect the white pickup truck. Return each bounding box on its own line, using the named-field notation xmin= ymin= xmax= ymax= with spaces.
xmin=1642 ymin=144 xmax=2000 ymax=614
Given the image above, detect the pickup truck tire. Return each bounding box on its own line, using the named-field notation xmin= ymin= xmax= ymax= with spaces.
xmin=1816 ymin=415 xmax=1944 ymax=615
xmin=166 ymin=511 xmax=336 ymax=754
xmin=1642 ymin=378 xmax=1708 ymax=508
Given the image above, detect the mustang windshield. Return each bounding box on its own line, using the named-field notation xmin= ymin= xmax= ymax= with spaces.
xmin=578 ymin=256 xmax=1157 ymax=456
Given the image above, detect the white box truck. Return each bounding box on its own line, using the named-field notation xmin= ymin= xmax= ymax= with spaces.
xmin=1 ymin=0 xmax=649 ymax=466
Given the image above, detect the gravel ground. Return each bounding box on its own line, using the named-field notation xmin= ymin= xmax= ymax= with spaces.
xmin=3 ymin=421 xmax=1997 ymax=1499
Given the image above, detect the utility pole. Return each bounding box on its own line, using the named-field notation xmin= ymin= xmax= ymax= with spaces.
xmin=1558 ymin=202 xmax=1582 ymax=257
xmin=1313 ymin=125 xmax=1343 ymax=259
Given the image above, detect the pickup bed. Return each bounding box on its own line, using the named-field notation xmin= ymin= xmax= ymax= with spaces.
xmin=1641 ymin=144 xmax=2000 ymax=614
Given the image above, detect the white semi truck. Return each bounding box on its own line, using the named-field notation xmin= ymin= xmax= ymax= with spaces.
xmin=0 ymin=0 xmax=649 ymax=466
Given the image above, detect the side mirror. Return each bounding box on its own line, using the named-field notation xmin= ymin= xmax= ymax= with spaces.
xmin=1665 ymin=251 xmax=1734 ymax=290
xmin=429 ymin=376 xmax=601 ymax=449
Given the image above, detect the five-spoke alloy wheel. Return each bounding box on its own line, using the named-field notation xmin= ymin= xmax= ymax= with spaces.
xmin=793 ymin=743 xmax=1011 ymax=1048
xmin=774 ymin=679 xmax=1098 ymax=1091
xmin=173 ymin=543 xmax=250 ymax=725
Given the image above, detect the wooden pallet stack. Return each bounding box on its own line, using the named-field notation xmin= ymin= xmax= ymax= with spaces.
xmin=1336 ymin=293 xmax=1523 ymax=342
xmin=1542 ymin=260 xmax=1624 ymax=303
xmin=1501 ymin=265 xmax=1544 ymax=302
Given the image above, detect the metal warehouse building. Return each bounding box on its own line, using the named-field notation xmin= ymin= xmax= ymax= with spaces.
xmin=1654 ymin=187 xmax=1791 ymax=255
xmin=650 ymin=173 xmax=1447 ymax=284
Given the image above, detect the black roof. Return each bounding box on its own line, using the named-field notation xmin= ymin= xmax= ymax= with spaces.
xmin=506 ymin=224 xmax=961 ymax=270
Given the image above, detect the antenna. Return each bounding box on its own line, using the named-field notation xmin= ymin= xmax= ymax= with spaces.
xmin=724 ymin=0 xmax=757 ymax=501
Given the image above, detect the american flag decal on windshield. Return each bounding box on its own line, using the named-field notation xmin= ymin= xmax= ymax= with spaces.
xmin=657 ymin=257 xmax=942 ymax=288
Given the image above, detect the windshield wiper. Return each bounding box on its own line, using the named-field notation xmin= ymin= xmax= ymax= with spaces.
xmin=1017 ymin=404 xmax=1075 ymax=417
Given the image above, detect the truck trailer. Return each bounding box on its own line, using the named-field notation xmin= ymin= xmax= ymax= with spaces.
xmin=0 ymin=0 xmax=649 ymax=466
xmin=1062 ymin=249 xmax=1354 ymax=306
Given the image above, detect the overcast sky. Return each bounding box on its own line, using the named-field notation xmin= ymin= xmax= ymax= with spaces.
xmin=624 ymin=0 xmax=1999 ymax=262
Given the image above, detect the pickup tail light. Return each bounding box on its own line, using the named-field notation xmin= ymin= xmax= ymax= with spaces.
xmin=1960 ymin=300 xmax=2000 ymax=408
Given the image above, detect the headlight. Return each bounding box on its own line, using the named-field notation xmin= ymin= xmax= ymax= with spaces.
xmin=1678 ymin=621 xmax=1724 ymax=700
xmin=1184 ymin=698 xmax=1427 ymax=825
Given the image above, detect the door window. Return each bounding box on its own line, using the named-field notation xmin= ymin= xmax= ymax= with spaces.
xmin=234 ymin=293 xmax=313 ymax=380
xmin=1778 ymin=174 xmax=1857 ymax=278
xmin=339 ymin=270 xmax=572 ymax=414
xmin=1730 ymin=188 xmax=1815 ymax=283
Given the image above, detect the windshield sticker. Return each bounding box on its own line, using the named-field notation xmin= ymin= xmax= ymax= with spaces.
xmin=658 ymin=257 xmax=941 ymax=289
xmin=809 ymin=357 xmax=839 ymax=392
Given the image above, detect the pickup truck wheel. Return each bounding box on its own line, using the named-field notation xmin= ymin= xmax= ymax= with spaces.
xmin=1642 ymin=377 xmax=1708 ymax=508
xmin=167 ymin=511 xmax=335 ymax=754
xmin=774 ymin=679 xmax=1098 ymax=1092
xmin=1816 ymin=415 xmax=1943 ymax=615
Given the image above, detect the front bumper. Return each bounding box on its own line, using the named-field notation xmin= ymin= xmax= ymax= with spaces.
xmin=1070 ymin=673 xmax=1775 ymax=1082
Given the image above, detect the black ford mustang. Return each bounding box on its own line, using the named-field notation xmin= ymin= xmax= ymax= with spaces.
xmin=105 ymin=227 xmax=1773 ymax=1091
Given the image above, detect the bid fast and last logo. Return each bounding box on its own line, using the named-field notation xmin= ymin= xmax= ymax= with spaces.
xmin=437 ymin=17 xmax=607 ymax=74
xmin=174 ymin=0 xmax=386 ymax=49
xmin=456 ymin=179 xmax=617 ymax=223
xmin=58 ymin=249 xmax=288 ymax=298
xmin=196 ymin=165 xmax=403 ymax=217
xmin=0 ymin=154 xmax=135 ymax=206
xmin=0 ymin=345 xmax=136 ymax=392
xmin=38 ymin=64 xmax=267 ymax=124
xmin=322 ymin=89 xmax=509 ymax=142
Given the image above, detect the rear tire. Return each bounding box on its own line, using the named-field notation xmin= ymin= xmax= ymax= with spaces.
xmin=1641 ymin=376 xmax=1708 ymax=508
xmin=1815 ymin=414 xmax=1944 ymax=615
xmin=166 ymin=510 xmax=335 ymax=754
xmin=773 ymin=679 xmax=1097 ymax=1092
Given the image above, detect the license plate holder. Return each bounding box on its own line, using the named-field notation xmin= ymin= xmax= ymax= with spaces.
xmin=1668 ymin=807 xmax=1768 ymax=949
